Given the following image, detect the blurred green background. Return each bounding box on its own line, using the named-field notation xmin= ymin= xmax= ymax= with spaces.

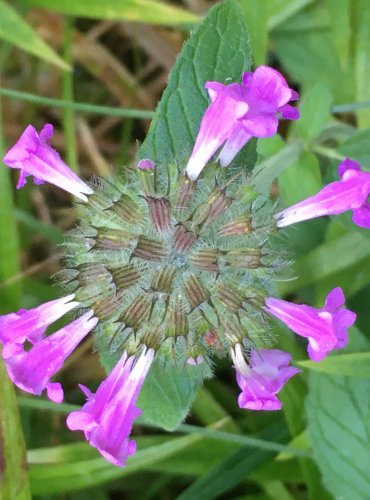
xmin=2 ymin=0 xmax=370 ymax=499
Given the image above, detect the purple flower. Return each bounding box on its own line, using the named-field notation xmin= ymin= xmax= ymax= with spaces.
xmin=185 ymin=66 xmax=299 ymax=180
xmin=137 ymin=159 xmax=155 ymax=170
xmin=3 ymin=124 xmax=93 ymax=201
xmin=265 ymin=288 xmax=356 ymax=362
xmin=231 ymin=344 xmax=300 ymax=411
xmin=67 ymin=347 xmax=154 ymax=467
xmin=187 ymin=354 xmax=204 ymax=366
xmin=2 ymin=310 xmax=98 ymax=403
xmin=276 ymin=158 xmax=370 ymax=230
xmin=0 ymin=294 xmax=78 ymax=358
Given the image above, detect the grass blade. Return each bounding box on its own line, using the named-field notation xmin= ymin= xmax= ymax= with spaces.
xmin=0 ymin=0 xmax=67 ymax=69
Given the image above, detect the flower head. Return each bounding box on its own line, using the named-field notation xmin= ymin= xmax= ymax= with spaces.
xmin=67 ymin=347 xmax=154 ymax=467
xmin=231 ymin=344 xmax=300 ymax=411
xmin=2 ymin=309 xmax=98 ymax=402
xmin=185 ymin=66 xmax=299 ymax=180
xmin=265 ymin=288 xmax=356 ymax=362
xmin=276 ymin=158 xmax=370 ymax=230
xmin=3 ymin=124 xmax=93 ymax=201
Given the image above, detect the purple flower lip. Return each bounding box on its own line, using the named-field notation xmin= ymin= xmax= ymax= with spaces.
xmin=187 ymin=354 xmax=204 ymax=365
xmin=185 ymin=65 xmax=299 ymax=180
xmin=137 ymin=159 xmax=155 ymax=170
xmin=231 ymin=344 xmax=300 ymax=411
xmin=265 ymin=288 xmax=356 ymax=362
xmin=0 ymin=300 xmax=98 ymax=403
xmin=3 ymin=124 xmax=94 ymax=201
xmin=276 ymin=158 xmax=370 ymax=230
xmin=67 ymin=347 xmax=154 ymax=467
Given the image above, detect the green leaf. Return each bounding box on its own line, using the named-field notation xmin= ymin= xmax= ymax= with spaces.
xmin=276 ymin=431 xmax=310 ymax=461
xmin=338 ymin=129 xmax=370 ymax=167
xmin=15 ymin=209 xmax=63 ymax=244
xmin=0 ymin=1 xmax=67 ymax=69
xmin=252 ymin=142 xmax=303 ymax=194
xmin=137 ymin=361 xmax=203 ymax=431
xmin=278 ymin=328 xmax=330 ymax=500
xmin=326 ymin=0 xmax=350 ymax=70
xmin=294 ymin=83 xmax=333 ymax=141
xmin=140 ymin=0 xmax=252 ymax=165
xmin=176 ymin=423 xmax=290 ymax=500
xmin=299 ymin=351 xmax=370 ymax=377
xmin=278 ymin=152 xmax=326 ymax=255
xmin=156 ymin=445 xmax=304 ymax=481
xmin=192 ymin=387 xmax=240 ymax=431
xmin=29 ymin=433 xmax=201 ymax=495
xmin=20 ymin=0 xmax=198 ymax=25
xmin=272 ymin=8 xmax=352 ymax=103
xmin=307 ymin=372 xmax=370 ymax=499
xmin=283 ymin=154 xmax=320 ymax=198
xmin=0 ymin=356 xmax=31 ymax=499
xmin=240 ymin=0 xmax=268 ymax=65
xmin=353 ymin=0 xmax=370 ymax=128
xmin=279 ymin=230 xmax=370 ymax=294
xmin=267 ymin=0 xmax=315 ymax=29
xmin=0 ymin=102 xmax=22 ymax=312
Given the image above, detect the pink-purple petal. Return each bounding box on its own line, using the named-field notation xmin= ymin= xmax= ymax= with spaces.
xmin=137 ymin=159 xmax=155 ymax=170
xmin=185 ymin=65 xmax=299 ymax=180
xmin=241 ymin=71 xmax=253 ymax=86
xmin=46 ymin=382 xmax=64 ymax=404
xmin=277 ymin=158 xmax=370 ymax=230
xmin=232 ymin=345 xmax=299 ymax=411
xmin=337 ymin=158 xmax=361 ymax=178
xmin=218 ymin=125 xmax=252 ymax=167
xmin=239 ymin=113 xmax=279 ymax=137
xmin=324 ymin=287 xmax=345 ymax=311
xmin=205 ymin=81 xmax=226 ymax=102
xmin=3 ymin=124 xmax=94 ymax=201
xmin=265 ymin=289 xmax=356 ymax=361
xmin=280 ymin=103 xmax=300 ymax=120
xmin=352 ymin=204 xmax=370 ymax=229
xmin=0 ymin=294 xmax=79 ymax=351
xmin=276 ymin=173 xmax=370 ymax=228
xmin=4 ymin=310 xmax=97 ymax=401
xmin=185 ymin=92 xmax=248 ymax=180
xmin=67 ymin=347 xmax=154 ymax=467
xmin=247 ymin=66 xmax=293 ymax=108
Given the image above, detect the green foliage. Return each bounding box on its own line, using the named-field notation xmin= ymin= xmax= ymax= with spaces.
xmin=295 ymin=83 xmax=333 ymax=141
xmin=278 ymin=152 xmax=326 ymax=255
xmin=299 ymin=351 xmax=370 ymax=377
xmin=0 ymin=165 xmax=22 ymax=310
xmin=0 ymin=357 xmax=31 ymax=499
xmin=177 ymin=424 xmax=290 ymax=500
xmin=338 ymin=129 xmax=370 ymax=166
xmin=279 ymin=230 xmax=370 ymax=294
xmin=0 ymin=0 xmax=67 ymax=68
xmin=240 ymin=0 xmax=268 ymax=65
xmin=253 ymin=142 xmax=303 ymax=193
xmin=29 ymin=434 xmax=202 ymax=495
xmin=138 ymin=362 xmax=204 ymax=431
xmin=140 ymin=0 xmax=251 ymax=165
xmin=307 ymin=372 xmax=370 ymax=499
xmin=20 ymin=0 xmax=198 ymax=25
